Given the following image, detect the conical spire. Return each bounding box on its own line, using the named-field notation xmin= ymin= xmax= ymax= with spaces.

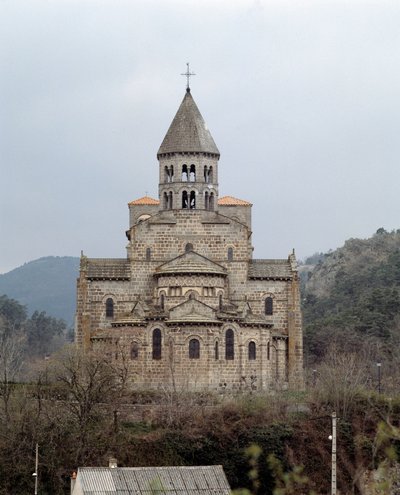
xmin=157 ymin=90 xmax=220 ymax=157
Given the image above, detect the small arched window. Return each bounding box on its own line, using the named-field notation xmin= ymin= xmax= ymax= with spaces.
xmin=204 ymin=165 xmax=208 ymax=183
xmin=130 ymin=342 xmax=139 ymax=360
xmin=160 ymin=293 xmax=165 ymax=311
xmin=163 ymin=192 xmax=168 ymax=209
xmin=182 ymin=190 xmax=188 ymax=209
xmin=219 ymin=294 xmax=223 ymax=311
xmin=204 ymin=191 xmax=209 ymax=210
xmin=170 ymin=165 xmax=174 ymax=182
xmin=164 ymin=166 xmax=169 ymax=182
xmin=227 ymin=247 xmax=233 ymax=262
xmin=248 ymin=341 xmax=256 ymax=360
xmin=265 ymin=297 xmax=273 ymax=315
xmin=106 ymin=298 xmax=114 ymax=318
xmin=215 ymin=341 xmax=219 ymax=360
xmin=208 ymin=166 xmax=213 ymax=183
xmin=146 ymin=247 xmax=151 ymax=261
xmin=169 ymin=191 xmax=173 ymax=209
xmin=209 ymin=192 xmax=214 ymax=211
xmin=189 ymin=164 xmax=196 ymax=182
xmin=189 ymin=338 xmax=200 ymax=359
xmin=267 ymin=341 xmax=270 ymax=360
xmin=189 ymin=190 xmax=196 ymax=209
xmin=185 ymin=243 xmax=193 ymax=253
xmin=225 ymin=329 xmax=234 ymax=360
xmin=182 ymin=164 xmax=188 ymax=182
xmin=152 ymin=328 xmax=162 ymax=360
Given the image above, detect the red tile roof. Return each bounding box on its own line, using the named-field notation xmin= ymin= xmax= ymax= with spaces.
xmin=218 ymin=195 xmax=252 ymax=206
xmin=128 ymin=196 xmax=160 ymax=206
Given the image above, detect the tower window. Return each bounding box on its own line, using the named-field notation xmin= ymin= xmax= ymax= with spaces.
xmin=164 ymin=166 xmax=169 ymax=183
xmin=248 ymin=341 xmax=256 ymax=360
xmin=185 ymin=243 xmax=193 ymax=253
xmin=215 ymin=341 xmax=219 ymax=360
xmin=182 ymin=190 xmax=188 ymax=209
xmin=267 ymin=341 xmax=270 ymax=360
xmin=170 ymin=165 xmax=174 ymax=182
xmin=227 ymin=247 xmax=233 ymax=261
xmin=225 ymin=329 xmax=234 ymax=360
xmin=204 ymin=191 xmax=209 ymax=210
xmin=190 ymin=190 xmax=196 ymax=209
xmin=209 ymin=192 xmax=214 ymax=211
xmin=163 ymin=192 xmax=168 ymax=209
xmin=265 ymin=297 xmax=273 ymax=316
xmin=146 ymin=248 xmax=151 ymax=261
xmin=106 ymin=298 xmax=114 ymax=318
xmin=131 ymin=342 xmax=139 ymax=360
xmin=189 ymin=164 xmax=196 ymax=182
xmin=204 ymin=165 xmax=208 ymax=183
xmin=208 ymin=166 xmax=213 ymax=183
xmin=152 ymin=328 xmax=162 ymax=360
xmin=219 ymin=294 xmax=223 ymax=311
xmin=189 ymin=338 xmax=200 ymax=359
xmin=182 ymin=164 xmax=188 ymax=182
xmin=160 ymin=293 xmax=165 ymax=311
xmin=169 ymin=191 xmax=173 ymax=209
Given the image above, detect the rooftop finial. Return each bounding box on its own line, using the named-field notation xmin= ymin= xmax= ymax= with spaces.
xmin=181 ymin=62 xmax=195 ymax=92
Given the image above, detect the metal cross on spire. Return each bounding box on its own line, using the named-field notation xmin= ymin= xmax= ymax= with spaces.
xmin=181 ymin=62 xmax=195 ymax=91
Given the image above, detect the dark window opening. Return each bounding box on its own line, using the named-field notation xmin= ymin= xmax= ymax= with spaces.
xmin=182 ymin=190 xmax=188 ymax=209
xmin=160 ymin=293 xmax=165 ymax=311
xmin=248 ymin=341 xmax=256 ymax=360
xmin=170 ymin=165 xmax=174 ymax=182
xmin=190 ymin=190 xmax=196 ymax=209
xmin=227 ymin=247 xmax=233 ymax=261
xmin=204 ymin=165 xmax=208 ymax=183
xmin=219 ymin=294 xmax=223 ymax=311
xmin=146 ymin=247 xmax=151 ymax=261
xmin=189 ymin=338 xmax=200 ymax=359
xmin=209 ymin=192 xmax=214 ymax=211
xmin=131 ymin=343 xmax=139 ymax=360
xmin=189 ymin=164 xmax=196 ymax=182
xmin=265 ymin=297 xmax=273 ymax=315
xmin=204 ymin=191 xmax=209 ymax=210
xmin=164 ymin=166 xmax=169 ymax=183
xmin=185 ymin=243 xmax=193 ymax=253
xmin=106 ymin=298 xmax=114 ymax=318
xmin=163 ymin=192 xmax=168 ymax=209
xmin=267 ymin=341 xmax=270 ymax=360
xmin=169 ymin=191 xmax=173 ymax=209
xmin=152 ymin=328 xmax=162 ymax=360
xmin=215 ymin=341 xmax=219 ymax=360
xmin=208 ymin=166 xmax=213 ymax=183
xmin=225 ymin=329 xmax=234 ymax=360
xmin=182 ymin=164 xmax=188 ymax=182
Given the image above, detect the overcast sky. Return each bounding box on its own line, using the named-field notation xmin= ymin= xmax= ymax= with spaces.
xmin=1 ymin=0 xmax=400 ymax=274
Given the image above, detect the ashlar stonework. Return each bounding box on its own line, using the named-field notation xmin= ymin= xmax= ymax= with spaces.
xmin=75 ymin=88 xmax=304 ymax=392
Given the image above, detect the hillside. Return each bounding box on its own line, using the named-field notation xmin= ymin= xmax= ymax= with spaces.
xmin=0 ymin=256 xmax=79 ymax=324
xmin=302 ymin=228 xmax=400 ymax=362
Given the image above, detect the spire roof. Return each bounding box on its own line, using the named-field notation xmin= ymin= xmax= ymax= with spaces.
xmin=158 ymin=90 xmax=220 ymax=157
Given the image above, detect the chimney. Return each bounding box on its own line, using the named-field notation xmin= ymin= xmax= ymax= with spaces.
xmin=109 ymin=458 xmax=118 ymax=469
xmin=70 ymin=471 xmax=77 ymax=494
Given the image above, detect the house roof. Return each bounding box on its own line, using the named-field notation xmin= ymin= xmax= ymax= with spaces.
xmin=218 ymin=196 xmax=252 ymax=206
xmin=248 ymin=259 xmax=293 ymax=280
xmin=158 ymin=90 xmax=220 ymax=157
xmin=128 ymin=196 xmax=160 ymax=206
xmin=74 ymin=465 xmax=231 ymax=494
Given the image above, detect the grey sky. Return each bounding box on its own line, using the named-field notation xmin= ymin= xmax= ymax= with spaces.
xmin=1 ymin=0 xmax=400 ymax=274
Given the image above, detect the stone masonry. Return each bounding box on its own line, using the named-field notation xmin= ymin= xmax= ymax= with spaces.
xmin=75 ymin=87 xmax=304 ymax=392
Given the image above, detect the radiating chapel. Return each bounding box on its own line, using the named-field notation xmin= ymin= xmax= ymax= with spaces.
xmin=75 ymin=84 xmax=304 ymax=391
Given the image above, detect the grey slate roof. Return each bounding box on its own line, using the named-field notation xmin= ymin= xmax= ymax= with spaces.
xmin=157 ymin=90 xmax=220 ymax=156
xmin=155 ymin=251 xmax=227 ymax=277
xmin=86 ymin=259 xmax=130 ymax=280
xmin=248 ymin=259 xmax=293 ymax=280
xmin=75 ymin=465 xmax=231 ymax=494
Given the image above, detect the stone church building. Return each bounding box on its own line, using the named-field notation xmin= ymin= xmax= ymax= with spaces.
xmin=75 ymin=87 xmax=304 ymax=391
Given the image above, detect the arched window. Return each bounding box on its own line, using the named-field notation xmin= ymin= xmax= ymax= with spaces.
xmin=164 ymin=166 xmax=169 ymax=182
xmin=106 ymin=298 xmax=114 ymax=318
xmin=189 ymin=164 xmax=196 ymax=182
xmin=182 ymin=190 xmax=188 ymax=209
xmin=152 ymin=328 xmax=162 ymax=360
xmin=215 ymin=341 xmax=219 ymax=360
xmin=248 ymin=341 xmax=256 ymax=360
xmin=267 ymin=341 xmax=270 ymax=360
xmin=130 ymin=342 xmax=139 ymax=360
xmin=182 ymin=164 xmax=188 ymax=181
xmin=265 ymin=297 xmax=273 ymax=315
xmin=163 ymin=192 xmax=168 ymax=209
xmin=170 ymin=165 xmax=174 ymax=182
xmin=219 ymin=294 xmax=223 ymax=311
xmin=208 ymin=166 xmax=213 ymax=183
xmin=185 ymin=243 xmax=193 ymax=253
xmin=225 ymin=329 xmax=234 ymax=360
xmin=204 ymin=165 xmax=208 ymax=183
xmin=160 ymin=293 xmax=165 ymax=311
xmin=169 ymin=191 xmax=173 ymax=209
xmin=204 ymin=191 xmax=209 ymax=210
xmin=227 ymin=247 xmax=233 ymax=262
xmin=146 ymin=247 xmax=151 ymax=261
xmin=209 ymin=192 xmax=214 ymax=211
xmin=189 ymin=338 xmax=200 ymax=359
xmin=189 ymin=190 xmax=196 ymax=209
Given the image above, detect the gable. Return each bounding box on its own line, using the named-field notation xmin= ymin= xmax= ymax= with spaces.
xmin=155 ymin=250 xmax=227 ymax=276
xmin=168 ymin=298 xmax=218 ymax=323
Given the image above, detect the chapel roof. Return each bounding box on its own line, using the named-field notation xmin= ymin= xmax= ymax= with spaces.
xmin=155 ymin=250 xmax=227 ymax=277
xmin=128 ymin=196 xmax=160 ymax=206
xmin=218 ymin=195 xmax=252 ymax=206
xmin=248 ymin=259 xmax=293 ymax=280
xmin=157 ymin=90 xmax=220 ymax=157
xmin=84 ymin=258 xmax=130 ymax=280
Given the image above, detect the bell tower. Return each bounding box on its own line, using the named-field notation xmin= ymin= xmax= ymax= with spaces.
xmin=157 ymin=86 xmax=220 ymax=211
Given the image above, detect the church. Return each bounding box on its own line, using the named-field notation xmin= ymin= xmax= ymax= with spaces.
xmin=75 ymin=84 xmax=304 ymax=392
